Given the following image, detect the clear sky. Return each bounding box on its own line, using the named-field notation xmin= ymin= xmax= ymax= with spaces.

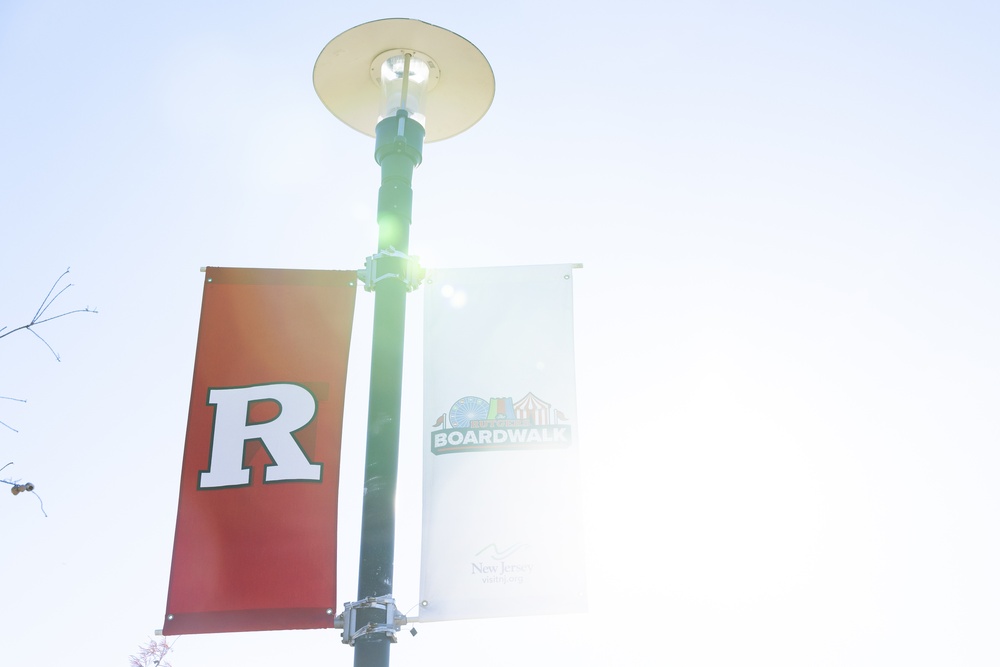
xmin=2 ymin=1 xmax=998 ymax=665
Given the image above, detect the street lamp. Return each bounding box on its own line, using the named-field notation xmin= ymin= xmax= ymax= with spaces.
xmin=314 ymin=18 xmax=494 ymax=142
xmin=313 ymin=18 xmax=494 ymax=667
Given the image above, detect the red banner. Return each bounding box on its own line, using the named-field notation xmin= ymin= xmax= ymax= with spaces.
xmin=164 ymin=267 xmax=356 ymax=635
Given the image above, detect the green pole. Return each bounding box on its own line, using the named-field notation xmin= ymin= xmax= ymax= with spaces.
xmin=353 ymin=110 xmax=424 ymax=667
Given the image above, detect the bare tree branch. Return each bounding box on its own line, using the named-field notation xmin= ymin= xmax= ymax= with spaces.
xmin=2 ymin=270 xmax=96 ymax=434
xmin=0 ymin=274 xmax=97 ymax=517
xmin=0 ymin=267 xmax=97 ymax=361
xmin=1 ymin=396 xmax=26 ymax=430
xmin=32 ymin=489 xmax=47 ymax=517
xmin=34 ymin=272 xmax=74 ymax=321
xmin=129 ymin=637 xmax=175 ymax=667
xmin=1 ymin=463 xmax=47 ymax=516
xmin=27 ymin=326 xmax=61 ymax=361
xmin=3 ymin=271 xmax=95 ymax=514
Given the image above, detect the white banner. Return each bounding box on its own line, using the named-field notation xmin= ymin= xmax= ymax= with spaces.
xmin=419 ymin=264 xmax=586 ymax=621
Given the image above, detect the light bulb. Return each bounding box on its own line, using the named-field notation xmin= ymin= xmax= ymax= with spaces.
xmin=378 ymin=52 xmax=431 ymax=127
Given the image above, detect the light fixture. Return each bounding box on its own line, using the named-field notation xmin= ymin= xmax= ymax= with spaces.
xmin=313 ymin=18 xmax=495 ymax=142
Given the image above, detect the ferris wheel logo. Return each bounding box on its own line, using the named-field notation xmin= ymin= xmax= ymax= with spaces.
xmin=430 ymin=392 xmax=571 ymax=455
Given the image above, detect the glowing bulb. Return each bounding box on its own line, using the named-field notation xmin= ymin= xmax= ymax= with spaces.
xmin=381 ymin=54 xmax=430 ymax=85
xmin=376 ymin=51 xmax=433 ymax=127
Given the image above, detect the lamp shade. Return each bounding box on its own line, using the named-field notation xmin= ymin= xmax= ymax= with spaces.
xmin=314 ymin=18 xmax=494 ymax=143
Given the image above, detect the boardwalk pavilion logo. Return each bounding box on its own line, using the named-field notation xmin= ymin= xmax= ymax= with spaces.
xmin=430 ymin=392 xmax=571 ymax=455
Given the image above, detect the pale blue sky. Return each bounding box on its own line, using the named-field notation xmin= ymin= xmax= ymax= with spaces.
xmin=2 ymin=1 xmax=998 ymax=665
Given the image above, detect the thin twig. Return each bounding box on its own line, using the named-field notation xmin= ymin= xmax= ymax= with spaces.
xmin=0 ymin=308 xmax=97 ymax=341
xmin=32 ymin=490 xmax=47 ymax=517
xmin=1 ymin=397 xmax=26 ymax=432
xmin=20 ymin=307 xmax=97 ymax=328
xmin=27 ymin=327 xmax=60 ymax=361
xmin=33 ymin=267 xmax=71 ymax=321
xmin=129 ymin=637 xmax=176 ymax=667
xmin=0 ymin=267 xmax=96 ymax=361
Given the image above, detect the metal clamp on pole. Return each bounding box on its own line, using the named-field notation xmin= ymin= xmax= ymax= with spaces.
xmin=357 ymin=247 xmax=425 ymax=293
xmin=334 ymin=596 xmax=407 ymax=646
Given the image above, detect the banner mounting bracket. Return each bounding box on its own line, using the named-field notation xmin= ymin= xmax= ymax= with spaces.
xmin=334 ymin=595 xmax=408 ymax=645
xmin=357 ymin=247 xmax=425 ymax=292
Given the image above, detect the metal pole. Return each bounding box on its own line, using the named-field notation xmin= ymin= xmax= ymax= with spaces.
xmin=354 ymin=110 xmax=424 ymax=667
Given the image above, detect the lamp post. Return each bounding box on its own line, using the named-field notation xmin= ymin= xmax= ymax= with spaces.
xmin=314 ymin=18 xmax=494 ymax=667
